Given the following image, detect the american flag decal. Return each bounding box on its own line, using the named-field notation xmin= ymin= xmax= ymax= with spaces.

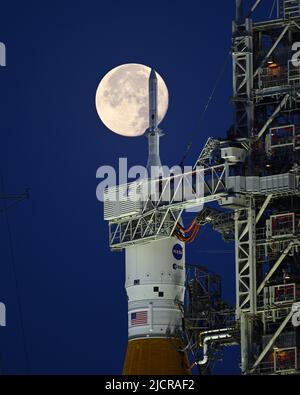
xmin=131 ymin=311 xmax=148 ymax=326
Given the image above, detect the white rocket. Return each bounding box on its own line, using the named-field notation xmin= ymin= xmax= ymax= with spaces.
xmin=123 ymin=69 xmax=190 ymax=375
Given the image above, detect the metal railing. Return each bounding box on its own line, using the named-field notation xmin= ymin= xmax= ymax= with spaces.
xmin=258 ymin=61 xmax=300 ymax=90
xmin=254 ymin=348 xmax=300 ymax=375
xmin=283 ymin=0 xmax=300 ymax=19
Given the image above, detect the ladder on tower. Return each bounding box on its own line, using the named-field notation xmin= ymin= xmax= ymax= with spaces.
xmin=283 ymin=0 xmax=300 ymax=19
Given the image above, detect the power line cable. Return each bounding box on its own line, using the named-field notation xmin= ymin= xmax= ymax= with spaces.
xmin=179 ymin=51 xmax=231 ymax=167
xmin=0 ymin=170 xmax=30 ymax=374
xmin=269 ymin=0 xmax=277 ymax=19
xmin=180 ymin=1 xmax=268 ymax=167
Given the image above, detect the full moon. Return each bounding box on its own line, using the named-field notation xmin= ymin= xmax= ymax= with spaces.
xmin=95 ymin=63 xmax=169 ymax=137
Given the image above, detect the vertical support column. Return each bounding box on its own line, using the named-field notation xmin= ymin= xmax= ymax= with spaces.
xmin=235 ymin=198 xmax=257 ymax=374
xmin=233 ymin=4 xmax=256 ymax=372
xmin=240 ymin=312 xmax=249 ymax=374
xmin=232 ymin=17 xmax=254 ymax=174
xmin=248 ymin=200 xmax=257 ymax=315
xmin=232 ymin=18 xmax=254 ymax=139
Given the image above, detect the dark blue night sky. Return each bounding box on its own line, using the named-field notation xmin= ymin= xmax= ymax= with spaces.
xmin=0 ymin=0 xmax=273 ymax=375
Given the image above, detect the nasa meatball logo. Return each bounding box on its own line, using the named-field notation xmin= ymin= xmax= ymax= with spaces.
xmin=172 ymin=244 xmax=183 ymax=261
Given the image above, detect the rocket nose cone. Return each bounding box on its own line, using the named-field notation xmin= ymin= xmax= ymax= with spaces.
xmin=149 ymin=68 xmax=157 ymax=81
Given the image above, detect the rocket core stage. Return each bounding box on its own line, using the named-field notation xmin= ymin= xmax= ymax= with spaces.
xmin=122 ymin=70 xmax=190 ymax=375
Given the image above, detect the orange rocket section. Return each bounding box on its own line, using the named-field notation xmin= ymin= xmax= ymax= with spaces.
xmin=123 ymin=338 xmax=191 ymax=375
